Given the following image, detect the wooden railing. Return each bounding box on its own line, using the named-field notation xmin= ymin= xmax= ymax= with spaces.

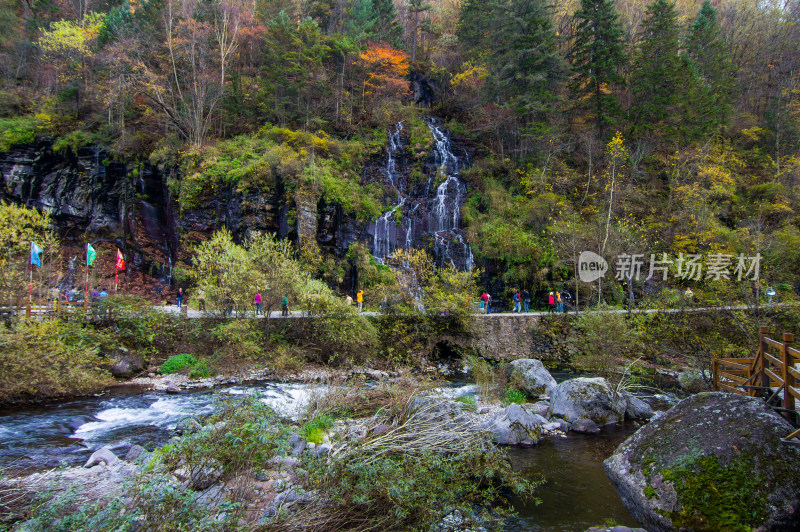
xmin=0 ymin=299 xmax=87 ymax=319
xmin=713 ymin=326 xmax=798 ymax=426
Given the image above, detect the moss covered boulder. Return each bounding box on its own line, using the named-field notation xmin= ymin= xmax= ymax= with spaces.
xmin=604 ymin=392 xmax=800 ymax=531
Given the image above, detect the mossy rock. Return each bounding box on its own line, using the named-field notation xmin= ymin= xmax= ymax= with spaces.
xmin=604 ymin=392 xmax=800 ymax=531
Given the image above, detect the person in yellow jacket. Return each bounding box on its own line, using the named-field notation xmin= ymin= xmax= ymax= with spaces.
xmin=356 ymin=290 xmax=364 ymax=312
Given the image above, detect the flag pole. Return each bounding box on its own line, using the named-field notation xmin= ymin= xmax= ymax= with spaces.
xmin=115 ymin=264 xmax=118 ymax=295
xmin=29 ymin=258 xmax=33 ymax=303
xmin=85 ymin=243 xmax=89 ymax=309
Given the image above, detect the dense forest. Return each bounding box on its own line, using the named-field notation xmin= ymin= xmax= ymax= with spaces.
xmin=2 ymin=0 xmax=800 ymax=306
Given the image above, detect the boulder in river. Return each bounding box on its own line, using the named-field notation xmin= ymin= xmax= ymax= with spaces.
xmin=508 ymin=359 xmax=557 ymax=398
xmin=480 ymin=404 xmax=547 ymax=445
xmin=570 ymin=418 xmax=600 ymax=434
xmin=547 ymin=377 xmax=626 ymax=425
xmin=604 ymin=392 xmax=800 ymax=532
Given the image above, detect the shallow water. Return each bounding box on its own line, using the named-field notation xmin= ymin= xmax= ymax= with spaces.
xmin=505 ymin=423 xmax=641 ymax=531
xmin=0 ymin=380 xmax=645 ymax=530
xmin=0 ymin=382 xmax=320 ymax=470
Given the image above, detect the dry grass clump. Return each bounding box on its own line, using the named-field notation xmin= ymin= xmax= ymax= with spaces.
xmin=305 ymin=372 xmax=436 ymax=421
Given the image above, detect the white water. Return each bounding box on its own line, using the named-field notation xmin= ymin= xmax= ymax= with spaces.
xmin=371 ymin=119 xmax=474 ymax=272
xmin=373 ymin=123 xmax=408 ymax=263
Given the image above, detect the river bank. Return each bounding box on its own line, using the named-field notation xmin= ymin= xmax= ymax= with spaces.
xmin=1 ymin=363 xmax=661 ymax=530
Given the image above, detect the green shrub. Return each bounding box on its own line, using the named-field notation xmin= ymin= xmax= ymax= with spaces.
xmin=454 ymin=394 xmax=476 ymax=405
xmin=502 ymin=387 xmax=526 ymax=406
xmin=0 ymin=320 xmax=112 ymax=404
xmin=293 ymin=444 xmax=539 ymax=531
xmin=189 ymin=359 xmax=212 ymax=379
xmin=302 ymin=415 xmax=334 ymax=444
xmin=160 ymin=353 xmax=197 ymax=374
xmin=0 ymin=116 xmax=37 ymax=151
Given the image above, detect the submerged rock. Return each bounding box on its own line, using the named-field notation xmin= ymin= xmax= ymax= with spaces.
xmin=570 ymin=418 xmax=600 ymax=434
xmin=547 ymin=377 xmax=626 ymax=425
xmin=508 ymin=359 xmax=557 ymax=398
xmin=604 ymin=392 xmax=800 ymax=532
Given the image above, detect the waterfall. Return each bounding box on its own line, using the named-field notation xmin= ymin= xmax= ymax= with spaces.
xmin=425 ymin=118 xmax=474 ymax=271
xmin=370 ymin=118 xmax=473 ymax=271
xmin=372 ymin=123 xmax=409 ymax=263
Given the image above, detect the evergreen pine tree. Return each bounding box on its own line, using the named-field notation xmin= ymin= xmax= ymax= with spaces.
xmin=490 ymin=0 xmax=566 ymax=136
xmin=685 ymin=0 xmax=737 ymax=132
xmin=630 ymin=0 xmax=688 ymax=140
xmin=456 ymin=0 xmax=497 ymax=56
xmin=371 ymin=0 xmax=403 ymax=46
xmin=569 ymin=0 xmax=626 ymax=136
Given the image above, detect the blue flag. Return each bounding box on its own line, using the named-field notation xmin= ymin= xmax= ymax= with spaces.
xmin=30 ymin=242 xmax=42 ymax=267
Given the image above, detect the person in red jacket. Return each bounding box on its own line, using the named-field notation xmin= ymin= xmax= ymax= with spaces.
xmin=548 ymin=291 xmax=555 ymax=313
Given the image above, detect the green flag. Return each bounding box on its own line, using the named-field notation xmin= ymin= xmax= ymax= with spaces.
xmin=87 ymin=243 xmax=97 ymax=266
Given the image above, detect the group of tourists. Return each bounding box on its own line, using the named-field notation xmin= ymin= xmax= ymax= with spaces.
xmin=510 ymin=289 xmax=532 ymax=312
xmin=547 ymin=291 xmax=565 ymax=313
xmin=478 ymin=289 xmax=570 ymax=313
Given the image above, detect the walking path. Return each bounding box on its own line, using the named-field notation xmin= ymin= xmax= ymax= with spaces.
xmin=153 ymin=302 xmax=797 ymax=319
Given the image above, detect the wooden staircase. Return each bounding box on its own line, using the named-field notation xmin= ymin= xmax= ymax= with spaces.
xmin=713 ymin=327 xmax=799 ymax=443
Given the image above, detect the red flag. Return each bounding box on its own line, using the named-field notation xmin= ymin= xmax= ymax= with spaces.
xmin=116 ymin=249 xmax=125 ymax=270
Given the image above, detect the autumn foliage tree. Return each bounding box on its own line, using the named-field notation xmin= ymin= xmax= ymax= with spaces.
xmin=356 ymin=43 xmax=409 ymax=119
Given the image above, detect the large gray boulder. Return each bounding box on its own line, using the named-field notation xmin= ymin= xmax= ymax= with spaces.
xmin=508 ymin=359 xmax=557 ymax=398
xmin=480 ymin=404 xmax=548 ymax=445
xmin=547 ymin=377 xmax=626 ymax=424
xmin=604 ymin=392 xmax=800 ymax=532
xmin=104 ymin=348 xmax=145 ymax=378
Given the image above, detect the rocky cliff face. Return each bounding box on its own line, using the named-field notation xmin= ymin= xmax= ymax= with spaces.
xmin=1 ymin=120 xmax=475 ymax=294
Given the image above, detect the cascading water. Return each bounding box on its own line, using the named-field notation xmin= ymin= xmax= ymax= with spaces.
xmin=372 ymin=123 xmax=408 ymax=263
xmin=425 ymin=118 xmax=474 ymax=271
xmin=370 ymin=118 xmax=474 ymax=272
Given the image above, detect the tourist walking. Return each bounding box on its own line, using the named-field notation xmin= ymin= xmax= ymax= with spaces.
xmin=766 ymin=286 xmax=777 ymax=304
xmin=548 ymin=291 xmax=555 ymax=313
xmin=345 ymin=294 xmax=353 ymax=306
xmin=522 ymin=289 xmax=530 ymax=312
xmin=356 ymin=290 xmax=364 ymax=312
xmin=254 ymin=292 xmax=262 ymax=315
xmin=282 ymin=295 xmax=289 ymax=316
xmin=176 ymin=287 xmax=183 ymax=308
xmin=513 ymin=290 xmax=521 ymax=313
xmin=479 ymin=292 xmax=488 ymax=314
xmin=556 ymin=291 xmax=563 ymax=313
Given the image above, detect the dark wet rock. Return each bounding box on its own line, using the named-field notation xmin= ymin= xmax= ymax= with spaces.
xmin=124 ymin=444 xmax=147 ymax=462
xmin=287 ymin=433 xmax=307 ymax=456
xmin=508 ymin=359 xmax=557 ymax=398
xmin=623 ymin=394 xmax=654 ymax=420
xmin=604 ymin=392 xmax=800 ymax=532
xmin=548 ymin=377 xmax=626 ymax=425
xmin=165 ymin=382 xmax=181 ymax=394
xmin=570 ymin=418 xmax=600 ymax=434
xmin=480 ymin=404 xmax=547 ymax=445
xmin=84 ymin=447 xmax=119 ymax=468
